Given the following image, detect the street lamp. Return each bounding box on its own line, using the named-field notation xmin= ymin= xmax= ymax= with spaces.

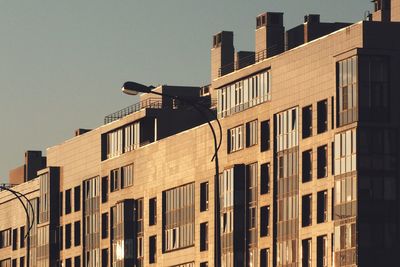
xmin=0 ymin=185 xmax=35 ymax=267
xmin=122 ymin=81 xmax=222 ymax=266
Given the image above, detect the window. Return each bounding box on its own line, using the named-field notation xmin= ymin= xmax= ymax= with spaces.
xmin=334 ymin=129 xmax=356 ymax=175
xmin=246 ymin=120 xmax=258 ymax=147
xmin=302 ymin=194 xmax=312 ymax=227
xmin=0 ymin=259 xmax=11 ymax=267
xmin=317 ymin=235 xmax=328 ymax=267
xmin=101 ymin=249 xmax=107 ymax=267
xmin=260 ymin=163 xmax=270 ymax=194
xmin=74 ymin=221 xmax=81 ymax=246
xmin=228 ymin=125 xmax=244 ymax=153
xmin=122 ymin=163 xmax=134 ymax=188
xmin=260 ymin=206 xmax=270 ymax=237
xmin=302 ymin=105 xmax=312 ymax=138
xmin=276 ymin=107 xmax=299 ymax=152
xmin=65 ymin=258 xmax=71 ymax=267
xmin=101 ymin=213 xmax=108 ymax=239
xmin=74 ymin=256 xmax=81 ymax=267
xmin=317 ymin=100 xmax=328 ymax=133
xmin=124 ymin=121 xmax=140 ymax=152
xmin=317 ymin=191 xmax=328 ymax=224
xmin=260 ymin=248 xmax=269 ymax=267
xmin=200 ymin=262 xmax=208 ymax=267
xmin=200 ymin=182 xmax=209 ymax=212
xmin=218 ymin=69 xmax=271 ymax=118
xmin=302 ymin=238 xmax=312 ymax=267
xmin=101 ymin=176 xmax=108 ymax=203
xmin=302 ymin=150 xmax=312 ymax=182
xmin=110 ymin=168 xmax=120 ymax=192
xmin=260 ymin=120 xmax=270 ymax=151
xmin=65 ymin=189 xmax=71 ymax=214
xmin=149 ymin=198 xmax=157 ymax=226
xmin=65 ymin=223 xmax=71 ymax=249
xmin=337 ymin=56 xmax=358 ymax=126
xmin=19 ymin=227 xmax=25 ymax=248
xmin=358 ymin=56 xmax=390 ymax=122
xmin=59 ymin=226 xmax=63 ymax=250
xmin=59 ymin=191 xmax=63 ymax=218
xmin=106 ymin=128 xmax=123 ymax=159
xmin=200 ymin=222 xmax=208 ymax=251
xmin=74 ymin=186 xmax=81 ymax=212
xmin=149 ymin=235 xmax=157 ymax=264
xmin=19 ymin=257 xmax=24 ymax=267
xmin=317 ymin=145 xmax=328 ymax=178
xmin=12 ymin=259 xmax=17 ymax=267
xmin=12 ymin=229 xmax=17 ymax=250
xmin=0 ymin=229 xmax=11 ymax=248
xmin=163 ymin=183 xmax=195 ymax=252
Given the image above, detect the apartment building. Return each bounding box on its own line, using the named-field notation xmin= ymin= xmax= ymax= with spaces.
xmin=1 ymin=1 xmax=400 ymax=266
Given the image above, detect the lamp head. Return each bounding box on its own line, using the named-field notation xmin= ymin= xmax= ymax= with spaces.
xmin=121 ymin=81 xmax=152 ymax=95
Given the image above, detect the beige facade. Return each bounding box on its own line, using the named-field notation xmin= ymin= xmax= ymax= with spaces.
xmin=1 ymin=4 xmax=400 ymax=267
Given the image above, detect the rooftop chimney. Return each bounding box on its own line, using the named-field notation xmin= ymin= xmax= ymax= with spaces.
xmin=371 ymin=0 xmax=392 ymax=21
xmin=211 ymin=31 xmax=234 ymax=80
xmin=255 ymin=12 xmax=284 ymax=59
xmin=286 ymin=14 xmax=351 ymax=50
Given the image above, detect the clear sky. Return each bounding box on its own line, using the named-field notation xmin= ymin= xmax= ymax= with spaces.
xmin=0 ymin=0 xmax=372 ymax=182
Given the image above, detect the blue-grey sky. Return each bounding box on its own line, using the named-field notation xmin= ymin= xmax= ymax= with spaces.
xmin=0 ymin=0 xmax=371 ymax=182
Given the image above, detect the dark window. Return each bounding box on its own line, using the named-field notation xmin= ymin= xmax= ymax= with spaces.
xmin=102 ymin=213 xmax=108 ymax=239
xmin=260 ymin=120 xmax=270 ymax=151
xmin=317 ymin=191 xmax=328 ymax=224
xmin=302 ymin=239 xmax=312 ymax=267
xmin=12 ymin=229 xmax=17 ymax=250
xmin=260 ymin=206 xmax=270 ymax=237
xmin=149 ymin=235 xmax=157 ymax=264
xmin=110 ymin=168 xmax=120 ymax=192
xmin=65 ymin=258 xmax=71 ymax=267
xmin=246 ymin=120 xmax=258 ymax=147
xmin=19 ymin=257 xmax=24 ymax=267
xmin=59 ymin=226 xmax=63 ymax=250
xmin=65 ymin=189 xmax=71 ymax=214
xmin=200 ymin=262 xmax=208 ymax=267
xmin=302 ymin=105 xmax=312 ymax=138
xmin=19 ymin=227 xmax=25 ymax=248
xmin=200 ymin=222 xmax=208 ymax=251
xmin=317 ymin=235 xmax=327 ymax=267
xmin=74 ymin=256 xmax=81 ymax=267
xmin=65 ymin=223 xmax=71 ymax=249
xmin=302 ymin=150 xmax=312 ymax=182
xmin=59 ymin=191 xmax=63 ymax=217
xmin=12 ymin=259 xmax=17 ymax=267
xmin=74 ymin=186 xmax=81 ymax=212
xmin=302 ymin=194 xmax=312 ymax=227
xmin=74 ymin=221 xmax=81 ymax=246
xmin=331 ymin=97 xmax=335 ymax=130
xmin=101 ymin=176 xmax=108 ymax=203
xmin=101 ymin=248 xmax=108 ymax=267
xmin=260 ymin=163 xmax=270 ymax=194
xmin=317 ymin=145 xmax=327 ymax=178
xmin=260 ymin=248 xmax=269 ymax=267
xmin=149 ymin=198 xmax=157 ymax=226
xmin=317 ymin=99 xmax=328 ymax=133
xmin=200 ymin=182 xmax=209 ymax=212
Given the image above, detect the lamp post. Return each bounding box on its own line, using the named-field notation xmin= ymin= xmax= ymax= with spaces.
xmin=122 ymin=81 xmax=222 ymax=266
xmin=0 ymin=185 xmax=35 ymax=267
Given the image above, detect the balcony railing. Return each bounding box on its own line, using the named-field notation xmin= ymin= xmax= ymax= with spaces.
xmin=104 ymin=98 xmax=163 ymax=124
xmin=218 ymin=45 xmax=281 ymax=77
